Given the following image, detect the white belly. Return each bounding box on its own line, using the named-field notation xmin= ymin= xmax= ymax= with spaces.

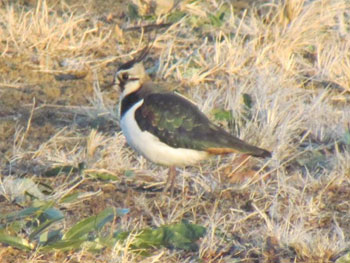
xmin=120 ymin=100 xmax=209 ymax=166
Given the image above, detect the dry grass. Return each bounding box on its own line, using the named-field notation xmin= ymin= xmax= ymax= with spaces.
xmin=1 ymin=0 xmax=350 ymax=262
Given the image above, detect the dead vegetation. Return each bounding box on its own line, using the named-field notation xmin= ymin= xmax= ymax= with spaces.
xmin=1 ymin=0 xmax=350 ymax=262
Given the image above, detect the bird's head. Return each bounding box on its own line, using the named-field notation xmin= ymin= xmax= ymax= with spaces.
xmin=115 ymin=47 xmax=150 ymax=98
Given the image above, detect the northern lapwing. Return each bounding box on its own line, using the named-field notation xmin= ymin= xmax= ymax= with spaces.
xmin=115 ymin=47 xmax=271 ymax=191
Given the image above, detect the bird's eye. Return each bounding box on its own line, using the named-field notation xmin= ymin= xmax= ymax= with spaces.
xmin=121 ymin=73 xmax=129 ymax=81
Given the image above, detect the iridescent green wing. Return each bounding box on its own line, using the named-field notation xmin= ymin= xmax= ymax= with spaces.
xmin=135 ymin=92 xmax=271 ymax=157
xmin=135 ymin=93 xmax=228 ymax=150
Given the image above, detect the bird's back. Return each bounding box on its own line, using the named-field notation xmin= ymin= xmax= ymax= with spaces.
xmin=134 ymin=88 xmax=271 ymax=158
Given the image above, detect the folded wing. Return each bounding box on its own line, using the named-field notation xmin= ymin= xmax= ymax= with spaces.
xmin=135 ymin=92 xmax=271 ymax=158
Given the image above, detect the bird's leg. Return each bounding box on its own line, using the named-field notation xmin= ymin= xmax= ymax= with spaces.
xmin=164 ymin=165 xmax=177 ymax=195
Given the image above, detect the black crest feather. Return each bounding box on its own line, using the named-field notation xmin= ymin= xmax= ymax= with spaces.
xmin=117 ymin=46 xmax=151 ymax=71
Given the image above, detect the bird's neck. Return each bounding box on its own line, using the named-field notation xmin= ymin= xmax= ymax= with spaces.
xmin=120 ymin=81 xmax=154 ymax=118
xmin=120 ymin=90 xmax=143 ymax=118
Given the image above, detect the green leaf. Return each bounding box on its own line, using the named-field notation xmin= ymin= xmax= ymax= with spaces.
xmin=41 ymin=207 xmax=64 ymax=222
xmin=1 ymin=202 xmax=56 ymax=223
xmin=208 ymin=13 xmax=223 ymax=27
xmin=29 ymin=219 xmax=59 ymax=240
xmin=241 ymin=93 xmax=254 ymax=122
xmin=7 ymin=220 xmax=26 ymax=234
xmin=86 ymin=171 xmax=119 ymax=181
xmin=116 ymin=208 xmax=130 ymax=216
xmin=212 ymin=109 xmax=233 ymax=123
xmin=62 ymin=208 xmax=115 ymax=240
xmin=132 ymin=228 xmax=165 ymax=249
xmin=342 ymin=130 xmax=350 ymax=145
xmin=296 ymin=150 xmax=328 ymax=171
xmin=144 ymin=15 xmax=157 ymax=21
xmin=44 ymin=162 xmax=85 ymax=177
xmin=114 ymin=230 xmax=130 ymax=242
xmin=44 ymin=165 xmax=79 ymax=177
xmin=39 ymin=229 xmax=62 ymax=245
xmin=29 ymin=208 xmax=64 ymax=240
xmin=93 ymin=235 xmax=118 ymax=250
xmin=163 ymin=220 xmax=206 ymax=251
xmin=167 ymin=11 xmax=186 ymax=23
xmin=0 ymin=231 xmax=34 ymax=250
xmin=43 ymin=208 xmax=115 ymax=251
xmin=0 ymin=206 xmax=40 ymax=222
xmin=128 ymin=3 xmax=139 ymax=20
xmin=115 ymin=221 xmax=206 ymax=252
xmin=40 ymin=238 xmax=86 ymax=251
xmin=59 ymin=192 xmax=80 ymax=203
xmin=124 ymin=170 xmax=135 ymax=177
xmin=242 ymin=93 xmax=253 ymax=109
xmin=80 ymin=240 xmax=105 ymax=252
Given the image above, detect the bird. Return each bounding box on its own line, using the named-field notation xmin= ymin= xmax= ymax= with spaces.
xmin=115 ymin=47 xmax=271 ymax=191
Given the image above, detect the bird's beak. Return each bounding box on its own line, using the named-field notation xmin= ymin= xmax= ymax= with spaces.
xmin=113 ymin=73 xmax=120 ymax=85
xmin=111 ymin=74 xmax=120 ymax=92
xmin=115 ymin=77 xmax=120 ymax=85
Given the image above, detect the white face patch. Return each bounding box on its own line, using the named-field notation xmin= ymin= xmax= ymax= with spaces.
xmin=116 ymin=62 xmax=148 ymax=97
xmin=121 ymin=80 xmax=141 ymax=99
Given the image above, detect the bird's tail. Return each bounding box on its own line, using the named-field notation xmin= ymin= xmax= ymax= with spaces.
xmin=204 ymin=124 xmax=271 ymax=158
xmin=206 ymin=134 xmax=271 ymax=158
xmin=230 ymin=136 xmax=271 ymax=158
xmin=245 ymin=144 xmax=271 ymax=158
